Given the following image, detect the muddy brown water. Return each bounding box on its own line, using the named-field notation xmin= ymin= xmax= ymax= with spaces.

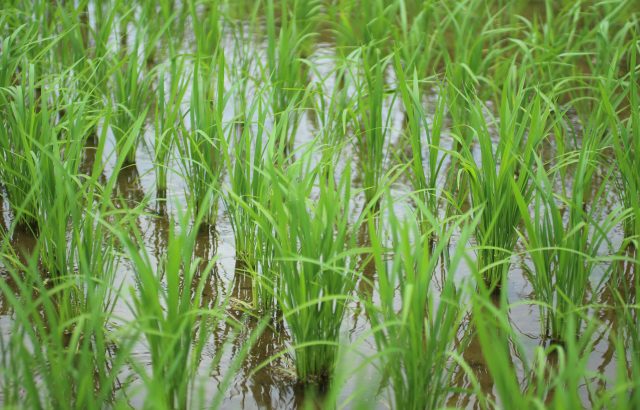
xmin=0 ymin=16 xmax=633 ymax=410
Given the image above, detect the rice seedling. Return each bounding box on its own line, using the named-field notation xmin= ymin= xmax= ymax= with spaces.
xmin=514 ymin=145 xmax=625 ymax=343
xmin=367 ymin=194 xmax=476 ymax=410
xmin=467 ymin=285 xmax=601 ymax=409
xmin=0 ymin=242 xmax=128 ymax=410
xmin=600 ymin=44 xmax=640 ymax=240
xmin=458 ymin=75 xmax=550 ymax=290
xmin=353 ymin=47 xmax=394 ymax=206
xmin=222 ymin=97 xmax=306 ymax=316
xmin=176 ymin=54 xmax=227 ymax=227
xmin=37 ymin=95 xmax=99 ymax=279
xmin=329 ymin=0 xmax=394 ymax=50
xmin=307 ymin=59 xmax=355 ymax=152
xmin=119 ymin=203 xmax=210 ymax=408
xmin=222 ymin=95 xmax=270 ymax=268
xmin=265 ymin=0 xmax=310 ymax=149
xmin=153 ymin=55 xmax=189 ymax=198
xmin=291 ymin=0 xmax=322 ymax=41
xmin=51 ymin=0 xmax=93 ymax=69
xmin=189 ymin=0 xmax=221 ymax=60
xmin=394 ymin=55 xmax=447 ymax=234
xmin=0 ymin=141 xmax=126 ymax=408
xmin=260 ymin=149 xmax=360 ymax=384
xmin=110 ymin=37 xmax=151 ymax=167
xmin=0 ymin=66 xmax=80 ymax=232
xmin=612 ymin=253 xmax=640 ymax=408
xmin=391 ymin=0 xmax=440 ymax=78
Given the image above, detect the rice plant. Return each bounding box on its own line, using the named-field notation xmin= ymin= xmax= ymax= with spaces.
xmin=353 ymin=47 xmax=394 ymax=206
xmin=222 ymin=95 xmax=270 ymax=268
xmin=0 ymin=154 xmax=124 ymax=408
xmin=600 ymin=43 xmax=640 ymax=240
xmin=458 ymin=76 xmax=550 ymax=290
xmin=110 ymin=38 xmax=151 ymax=167
xmin=515 ymin=145 xmax=625 ymax=342
xmin=265 ymin=0 xmax=310 ymax=150
xmin=153 ymin=55 xmax=188 ymax=198
xmin=367 ymin=195 xmax=475 ymax=410
xmin=0 ymin=241 xmax=126 ymax=410
xmin=119 ymin=201 xmax=226 ymax=409
xmin=177 ymin=54 xmax=227 ymax=227
xmin=394 ymin=55 xmax=446 ymax=234
xmin=612 ymin=249 xmax=640 ymax=408
xmin=261 ymin=150 xmax=360 ymax=384
xmin=468 ymin=285 xmax=601 ymax=409
xmin=0 ymin=66 xmax=87 ymax=232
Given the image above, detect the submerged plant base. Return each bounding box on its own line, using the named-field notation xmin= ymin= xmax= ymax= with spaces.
xmin=156 ymin=188 xmax=167 ymax=201
xmin=197 ymin=221 xmax=218 ymax=237
xmin=13 ymin=219 xmax=40 ymax=237
xmin=293 ymin=371 xmax=331 ymax=408
xmin=546 ymin=338 xmax=567 ymax=350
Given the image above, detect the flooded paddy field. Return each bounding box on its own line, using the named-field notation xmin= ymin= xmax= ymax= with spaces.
xmin=0 ymin=1 xmax=639 ymax=409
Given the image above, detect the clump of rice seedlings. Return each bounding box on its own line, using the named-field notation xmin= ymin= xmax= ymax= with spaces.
xmin=442 ymin=0 xmax=509 ymax=143
xmin=37 ymin=95 xmax=99 ymax=279
xmin=329 ymin=0 xmax=393 ymax=49
xmin=261 ymin=150 xmax=359 ymax=384
xmin=458 ymin=77 xmax=550 ymax=290
xmin=513 ymin=162 xmax=596 ymax=344
xmin=85 ymin=3 xmax=118 ymax=97
xmin=468 ymin=286 xmax=600 ymax=409
xmin=265 ymin=0 xmax=310 ymax=149
xmin=177 ymin=54 xmax=227 ymax=227
xmin=353 ymin=47 xmax=393 ymax=206
xmin=0 ymin=25 xmax=30 ymax=88
xmin=0 ymin=66 xmax=75 ymax=232
xmin=367 ymin=194 xmax=475 ymax=410
xmin=0 ymin=163 xmax=125 ymax=408
xmin=189 ymin=0 xmax=221 ymax=60
xmin=394 ymin=55 xmax=446 ymax=235
xmin=0 ymin=244 xmax=127 ymax=409
xmin=601 ymin=45 xmax=640 ymax=240
xmin=514 ymin=118 xmax=626 ymax=343
xmin=52 ymin=0 xmax=93 ymax=69
xmin=119 ymin=202 xmax=221 ymax=409
xmin=222 ymin=108 xmax=298 ymax=314
xmin=610 ymin=330 xmax=640 ymax=408
xmin=612 ymin=254 xmax=640 ymax=407
xmin=443 ymin=0 xmax=506 ymax=79
xmin=308 ymin=60 xmax=354 ymax=151
xmin=153 ymin=55 xmax=188 ymax=198
xmin=110 ymin=38 xmax=151 ymax=167
xmin=514 ymin=1 xmax=586 ymax=98
xmin=222 ymin=96 xmax=271 ymax=269
xmin=584 ymin=5 xmax=634 ymax=93
xmin=391 ymin=0 xmax=439 ymax=78
xmin=291 ymin=0 xmax=322 ymax=41
xmin=137 ymin=1 xmax=176 ymax=68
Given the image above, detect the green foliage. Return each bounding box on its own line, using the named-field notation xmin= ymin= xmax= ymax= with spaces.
xmin=260 ymin=150 xmax=360 ymax=383
xmin=368 ymin=195 xmax=475 ymax=410
xmin=459 ymin=75 xmax=550 ymax=289
xmin=0 ymin=0 xmax=639 ymax=408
